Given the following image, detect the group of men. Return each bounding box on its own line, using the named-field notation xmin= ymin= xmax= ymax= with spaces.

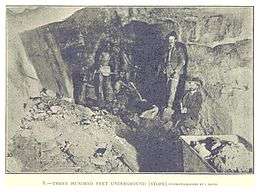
xmin=80 ymin=30 xmax=204 ymax=135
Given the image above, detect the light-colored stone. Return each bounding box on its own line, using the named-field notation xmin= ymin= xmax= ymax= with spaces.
xmin=139 ymin=105 xmax=159 ymax=120
xmin=20 ymin=129 xmax=32 ymax=138
xmin=50 ymin=105 xmax=62 ymax=114
xmin=90 ymin=156 xmax=107 ymax=166
xmin=6 ymin=157 xmax=23 ymax=173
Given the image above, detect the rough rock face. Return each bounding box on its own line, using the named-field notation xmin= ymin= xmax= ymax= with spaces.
xmin=20 ymin=8 xmax=252 ymax=95
xmin=7 ymin=12 xmax=42 ymax=139
xmin=20 ymin=28 xmax=74 ymax=98
xmin=187 ymin=39 xmax=253 ymax=141
xmin=6 ymin=7 xmax=81 ymax=138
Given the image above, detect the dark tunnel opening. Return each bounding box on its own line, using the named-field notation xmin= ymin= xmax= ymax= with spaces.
xmin=113 ymin=21 xmax=183 ymax=172
xmin=123 ymin=21 xmax=168 ymax=109
xmin=58 ymin=20 xmax=185 ymax=172
xmin=59 ymin=20 xmax=170 ymax=110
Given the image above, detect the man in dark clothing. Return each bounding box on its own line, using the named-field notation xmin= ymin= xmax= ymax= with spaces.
xmin=175 ymin=77 xmax=204 ymax=135
xmin=180 ymin=77 xmax=203 ymax=121
xmin=78 ymin=65 xmax=97 ymax=106
xmin=161 ymin=31 xmax=188 ymax=120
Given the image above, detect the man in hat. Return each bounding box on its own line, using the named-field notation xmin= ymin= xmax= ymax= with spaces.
xmin=162 ymin=31 xmax=188 ymax=120
xmin=174 ymin=77 xmax=204 ymax=135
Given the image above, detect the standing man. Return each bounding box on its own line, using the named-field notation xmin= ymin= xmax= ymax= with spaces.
xmin=94 ymin=51 xmax=114 ymax=107
xmin=162 ymin=31 xmax=188 ymax=120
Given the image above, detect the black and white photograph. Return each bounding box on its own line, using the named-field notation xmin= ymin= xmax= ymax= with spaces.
xmin=5 ymin=6 xmax=253 ymax=174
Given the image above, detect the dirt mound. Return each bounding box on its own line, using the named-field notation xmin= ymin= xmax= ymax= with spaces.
xmin=7 ymin=94 xmax=138 ymax=173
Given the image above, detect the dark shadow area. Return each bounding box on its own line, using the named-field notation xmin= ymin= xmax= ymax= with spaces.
xmin=59 ymin=29 xmax=88 ymax=104
xmin=118 ymin=124 xmax=184 ymax=172
xmin=119 ymin=21 xmax=184 ymax=172
xmin=124 ymin=21 xmax=168 ymax=109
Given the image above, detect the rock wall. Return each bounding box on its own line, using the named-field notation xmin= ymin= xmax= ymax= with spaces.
xmin=7 ymin=12 xmax=42 ymax=139
xmin=20 ymin=27 xmax=74 ymax=98
xmin=6 ymin=7 xmax=81 ymax=138
xmin=187 ymin=39 xmax=253 ymax=142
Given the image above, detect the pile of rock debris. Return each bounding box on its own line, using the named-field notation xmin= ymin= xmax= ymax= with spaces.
xmin=191 ymin=137 xmax=253 ymax=173
xmin=7 ymin=92 xmax=138 ymax=173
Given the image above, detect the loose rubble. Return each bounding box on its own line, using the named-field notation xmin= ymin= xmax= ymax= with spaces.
xmin=191 ymin=137 xmax=253 ymax=173
xmin=7 ymin=93 xmax=138 ymax=173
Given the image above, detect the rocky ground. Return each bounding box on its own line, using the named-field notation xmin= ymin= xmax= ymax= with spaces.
xmin=6 ymin=89 xmax=188 ymax=173
xmin=6 ymin=93 xmax=139 ymax=173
